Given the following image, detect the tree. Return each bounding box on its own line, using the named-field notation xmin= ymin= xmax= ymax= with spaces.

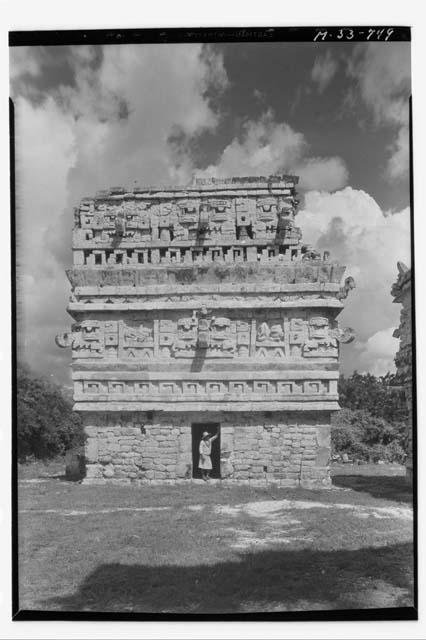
xmin=16 ymin=366 xmax=84 ymax=462
xmin=338 ymin=371 xmax=408 ymax=422
xmin=332 ymin=372 xmax=409 ymax=463
xmin=331 ymin=408 xmax=406 ymax=463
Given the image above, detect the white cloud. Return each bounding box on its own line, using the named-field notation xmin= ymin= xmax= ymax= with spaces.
xmin=201 ymin=111 xmax=306 ymax=178
xmin=201 ymin=111 xmax=348 ymax=191
xmin=15 ymin=95 xmax=76 ymax=271
xmin=9 ymin=46 xmax=42 ymax=80
xmin=53 ymin=43 xmax=228 ymax=196
xmin=348 ymin=42 xmax=411 ymax=180
xmin=387 ymin=125 xmax=410 ymax=180
xmin=14 ymin=94 xmax=77 ymax=377
xmin=354 ymin=327 xmax=399 ymax=377
xmin=311 ymin=50 xmax=338 ymax=93
xmin=349 ymin=43 xmax=410 ymax=126
xmin=296 ymin=157 xmax=348 ymax=192
xmin=298 ymin=188 xmax=410 ymax=375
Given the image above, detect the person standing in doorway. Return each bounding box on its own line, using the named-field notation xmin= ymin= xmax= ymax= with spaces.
xmin=199 ymin=430 xmax=218 ymax=481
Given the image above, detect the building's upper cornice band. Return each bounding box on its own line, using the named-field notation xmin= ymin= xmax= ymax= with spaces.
xmin=85 ymin=175 xmax=299 ymax=201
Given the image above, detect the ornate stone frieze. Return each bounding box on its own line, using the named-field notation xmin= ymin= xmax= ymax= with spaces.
xmin=56 ymin=310 xmax=353 ymax=362
xmin=72 ymin=177 xmax=315 ymax=268
xmin=55 ymin=320 xmax=104 ymax=357
xmin=76 ymin=193 xmax=301 ymax=250
xmin=57 ymin=319 xmax=154 ymax=359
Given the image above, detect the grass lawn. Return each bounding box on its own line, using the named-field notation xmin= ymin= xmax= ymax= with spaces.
xmin=17 ymin=461 xmax=414 ymax=614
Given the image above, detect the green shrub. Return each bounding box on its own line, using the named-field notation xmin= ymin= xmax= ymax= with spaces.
xmin=17 ymin=366 xmax=85 ymax=462
xmin=331 ymin=407 xmax=407 ymax=463
xmin=332 ymin=372 xmax=409 ymax=463
xmin=379 ymin=440 xmax=407 ymax=464
xmin=338 ymin=371 xmax=408 ymax=423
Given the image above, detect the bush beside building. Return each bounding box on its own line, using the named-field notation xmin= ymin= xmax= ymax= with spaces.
xmin=331 ymin=372 xmax=408 ymax=464
xmin=17 ymin=366 xmax=84 ymax=462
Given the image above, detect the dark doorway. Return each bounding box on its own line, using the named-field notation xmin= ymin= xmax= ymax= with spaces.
xmin=191 ymin=423 xmax=221 ymax=479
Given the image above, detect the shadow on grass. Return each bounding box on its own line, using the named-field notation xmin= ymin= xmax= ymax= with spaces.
xmin=332 ymin=475 xmax=413 ymax=504
xmin=42 ymin=543 xmax=414 ymax=614
xmin=45 ymin=474 xmax=82 ymax=483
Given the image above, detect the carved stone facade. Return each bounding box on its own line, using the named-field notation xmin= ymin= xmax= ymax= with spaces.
xmin=391 ymin=262 xmax=413 ymax=483
xmin=57 ymin=175 xmax=354 ymax=486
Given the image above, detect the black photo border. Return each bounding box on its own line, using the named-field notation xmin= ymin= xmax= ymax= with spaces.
xmin=9 ymin=25 xmax=417 ymax=622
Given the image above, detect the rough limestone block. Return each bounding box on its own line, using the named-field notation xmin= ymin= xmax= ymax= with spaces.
xmin=108 ymin=443 xmax=122 ymax=453
xmin=315 ymin=447 xmax=330 ymax=466
xmin=235 ymin=471 xmax=249 ymax=479
xmin=176 ymin=462 xmax=192 ymax=478
xmin=85 ymin=463 xmax=102 ymax=479
xmin=250 ymin=465 xmax=264 ymax=473
xmin=220 ymin=460 xmax=234 ymax=478
xmin=280 ymin=479 xmax=299 ymax=488
xmin=142 ymin=448 xmax=160 ymax=456
xmin=315 ymin=427 xmax=330 ymax=448
xmin=103 ymin=464 xmax=115 ymax=478
xmin=85 ymin=438 xmax=99 ymax=463
xmin=302 ymin=459 xmax=316 ymax=467
xmin=166 ymin=464 xmax=176 ymax=478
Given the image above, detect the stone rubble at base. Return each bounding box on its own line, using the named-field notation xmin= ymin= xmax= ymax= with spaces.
xmin=57 ymin=175 xmax=355 ymax=487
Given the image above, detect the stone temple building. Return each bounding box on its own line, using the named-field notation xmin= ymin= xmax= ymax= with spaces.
xmin=56 ymin=175 xmax=355 ymax=487
xmin=391 ymin=262 xmax=414 ymax=483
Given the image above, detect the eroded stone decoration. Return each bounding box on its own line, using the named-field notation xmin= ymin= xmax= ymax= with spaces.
xmin=57 ymin=175 xmax=355 ymax=486
xmin=391 ymin=261 xmax=413 ymax=483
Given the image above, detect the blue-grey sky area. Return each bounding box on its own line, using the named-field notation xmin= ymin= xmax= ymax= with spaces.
xmin=10 ymin=41 xmax=411 ymax=386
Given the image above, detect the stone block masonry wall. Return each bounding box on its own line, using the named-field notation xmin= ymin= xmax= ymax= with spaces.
xmin=83 ymin=411 xmax=331 ymax=488
xmin=84 ymin=413 xmax=192 ymax=484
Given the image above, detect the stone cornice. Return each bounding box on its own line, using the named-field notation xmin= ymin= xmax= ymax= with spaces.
xmin=67 ymin=298 xmax=344 ymax=314
xmin=72 ymin=369 xmax=340 ymax=381
xmin=74 ymin=401 xmax=340 ymax=412
xmin=66 ymin=263 xmax=346 ymax=287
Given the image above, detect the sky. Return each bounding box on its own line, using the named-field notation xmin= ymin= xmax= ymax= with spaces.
xmin=9 ymin=40 xmax=412 ymax=386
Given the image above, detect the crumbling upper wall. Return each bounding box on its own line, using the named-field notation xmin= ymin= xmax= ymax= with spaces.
xmin=392 ymin=262 xmax=412 ymax=381
xmin=391 ymin=261 xmax=413 ymax=482
xmin=71 ymin=175 xmax=321 ymax=268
